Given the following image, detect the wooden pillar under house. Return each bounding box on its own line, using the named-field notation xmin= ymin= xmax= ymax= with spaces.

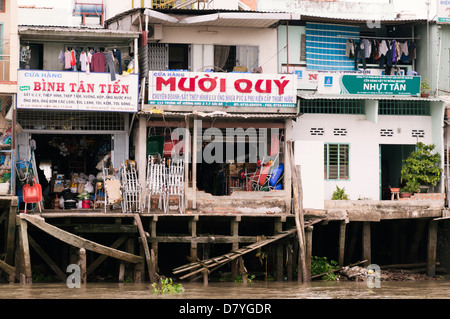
xmin=305 ymin=225 xmax=313 ymax=282
xmin=362 ymin=222 xmax=371 ymax=266
xmin=274 ymin=217 xmax=283 ymax=282
xmin=17 ymin=218 xmax=32 ymax=284
xmin=231 ymin=216 xmax=240 ymax=277
xmin=427 ymin=219 xmax=438 ymax=276
xmin=338 ymin=220 xmax=347 ymax=266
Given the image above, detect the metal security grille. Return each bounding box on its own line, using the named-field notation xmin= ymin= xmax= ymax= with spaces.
xmin=378 ymin=100 xmax=431 ymax=116
xmin=300 ymin=99 xmax=365 ymax=114
xmin=148 ymin=43 xmax=169 ymax=71
xmin=324 ymin=143 xmax=349 ymax=180
xmin=17 ymin=110 xmax=126 ymax=132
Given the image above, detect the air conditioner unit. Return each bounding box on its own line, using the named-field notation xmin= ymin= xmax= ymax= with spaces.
xmin=148 ymin=24 xmax=163 ymax=41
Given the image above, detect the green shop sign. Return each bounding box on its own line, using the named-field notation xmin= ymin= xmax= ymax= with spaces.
xmin=318 ymin=74 xmax=421 ymax=96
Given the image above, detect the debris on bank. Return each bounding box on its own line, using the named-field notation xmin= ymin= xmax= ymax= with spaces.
xmin=339 ymin=265 xmax=446 ymax=281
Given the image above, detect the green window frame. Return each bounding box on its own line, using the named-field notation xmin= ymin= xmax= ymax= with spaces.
xmin=378 ymin=100 xmax=430 ymax=116
xmin=324 ymin=143 xmax=350 ymax=180
xmin=300 ymin=99 xmax=365 ymax=114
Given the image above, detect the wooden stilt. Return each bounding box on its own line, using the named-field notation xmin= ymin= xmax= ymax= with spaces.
xmin=134 ymin=214 xmax=157 ymax=283
xmin=275 ymin=218 xmax=283 ymax=282
xmin=408 ymin=219 xmax=426 ymax=263
xmin=338 ymin=220 xmax=346 ymax=266
xmin=231 ymin=216 xmax=240 ymax=277
xmin=347 ymin=222 xmax=359 ymax=264
xmin=305 ymin=226 xmax=313 ymax=282
xmin=287 ymin=242 xmax=293 ymax=281
xmin=362 ymin=222 xmax=371 ymax=266
xmin=427 ymin=220 xmax=438 ymax=276
xmin=5 ymin=200 xmax=17 ymax=266
xmin=78 ymin=248 xmax=87 ymax=284
xmin=18 ymin=218 xmax=32 ymax=284
xmin=238 ymin=257 xmax=247 ymax=283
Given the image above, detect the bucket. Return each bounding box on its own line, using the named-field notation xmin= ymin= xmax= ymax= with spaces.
xmin=82 ymin=199 xmax=90 ymax=209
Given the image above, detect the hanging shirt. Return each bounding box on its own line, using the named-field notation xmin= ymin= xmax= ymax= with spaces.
xmin=378 ymin=40 xmax=388 ymax=57
xmin=91 ymin=52 xmax=106 ymax=72
xmin=362 ymin=39 xmax=371 ymax=58
xmin=80 ymin=52 xmax=87 ymax=71
xmin=58 ymin=50 xmax=65 ymax=64
xmin=86 ymin=51 xmax=92 ymax=74
xmin=64 ymin=50 xmax=72 ymax=69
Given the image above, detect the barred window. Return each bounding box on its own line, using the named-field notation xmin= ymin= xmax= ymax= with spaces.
xmin=324 ymin=143 xmax=349 ymax=180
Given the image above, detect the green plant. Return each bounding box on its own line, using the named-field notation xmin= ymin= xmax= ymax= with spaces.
xmin=311 ymin=256 xmax=339 ymax=281
xmin=152 ymin=277 xmax=184 ymax=294
xmin=400 ymin=142 xmax=443 ymax=193
xmin=420 ymin=78 xmax=431 ymax=94
xmin=332 ymin=185 xmax=349 ymax=200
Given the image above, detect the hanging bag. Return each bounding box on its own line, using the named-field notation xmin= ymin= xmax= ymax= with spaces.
xmin=15 ymin=147 xmax=33 ymax=186
xmin=163 ymin=127 xmax=179 ymax=158
xmin=146 ymin=127 xmax=164 ymax=157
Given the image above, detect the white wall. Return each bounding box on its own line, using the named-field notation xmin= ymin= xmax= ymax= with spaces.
xmin=293 ymin=113 xmax=433 ymax=201
xmin=160 ymin=26 xmax=278 ymax=74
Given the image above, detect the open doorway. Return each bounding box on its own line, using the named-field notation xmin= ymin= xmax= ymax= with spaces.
xmin=380 ymin=144 xmax=415 ymax=199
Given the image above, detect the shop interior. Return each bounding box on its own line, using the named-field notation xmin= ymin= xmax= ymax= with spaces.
xmin=26 ymin=134 xmax=112 ymax=210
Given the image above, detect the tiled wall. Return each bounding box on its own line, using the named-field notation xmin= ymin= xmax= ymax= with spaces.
xmin=306 ymin=22 xmax=359 ymax=71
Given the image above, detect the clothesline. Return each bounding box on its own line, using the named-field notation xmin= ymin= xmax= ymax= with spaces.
xmin=339 ymin=35 xmax=421 ymax=40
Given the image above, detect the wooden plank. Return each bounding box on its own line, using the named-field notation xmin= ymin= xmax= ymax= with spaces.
xmin=134 ymin=213 xmax=158 ymax=282
xmin=28 ymin=235 xmax=66 ymax=282
xmin=78 ymin=248 xmax=87 ymax=284
xmin=20 ymin=214 xmax=143 ymax=264
xmin=0 ymin=258 xmax=15 ymax=277
xmin=87 ymin=236 xmax=128 ymax=275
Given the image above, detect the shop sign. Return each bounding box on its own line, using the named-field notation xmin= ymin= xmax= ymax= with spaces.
xmin=437 ymin=0 xmax=450 ymax=23
xmin=317 ymin=74 xmax=421 ymax=96
xmin=17 ymin=70 xmax=139 ymax=112
xmin=148 ymin=71 xmax=297 ymax=108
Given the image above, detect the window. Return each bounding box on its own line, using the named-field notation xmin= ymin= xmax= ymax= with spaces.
xmin=378 ymin=100 xmax=430 ymax=116
xmin=214 ymin=45 xmax=258 ymax=72
xmin=300 ymin=99 xmax=365 ymax=114
xmin=0 ymin=0 xmax=5 ymax=13
xmin=148 ymin=43 xmax=191 ymax=71
xmin=324 ymin=143 xmax=349 ymax=180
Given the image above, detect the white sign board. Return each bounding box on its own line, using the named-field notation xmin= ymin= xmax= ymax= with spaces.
xmin=17 ymin=70 xmax=139 ymax=112
xmin=437 ymin=0 xmax=450 ymax=23
xmin=148 ymin=71 xmax=297 ymax=108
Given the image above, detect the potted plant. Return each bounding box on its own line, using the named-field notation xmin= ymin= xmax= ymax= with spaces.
xmin=332 ymin=185 xmax=349 ymax=200
xmin=420 ymin=78 xmax=431 ymax=98
xmin=77 ymin=190 xmax=91 ymax=209
xmin=400 ymin=142 xmax=443 ymax=197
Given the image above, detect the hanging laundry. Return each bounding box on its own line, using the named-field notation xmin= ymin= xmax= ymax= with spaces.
xmin=373 ymin=40 xmax=380 ymax=61
xmin=91 ymin=51 xmax=106 ymax=72
xmin=105 ymin=51 xmax=116 ymax=81
xmin=362 ymin=39 xmax=371 ymax=58
xmin=346 ymin=39 xmax=355 ymax=59
xmin=113 ymin=48 xmax=122 ymax=74
xmin=86 ymin=50 xmax=93 ymax=74
xmin=80 ymin=51 xmax=87 ymax=72
xmin=58 ymin=50 xmax=65 ymax=64
xmin=64 ymin=50 xmax=72 ymax=69
xmin=379 ymin=40 xmax=388 ymax=57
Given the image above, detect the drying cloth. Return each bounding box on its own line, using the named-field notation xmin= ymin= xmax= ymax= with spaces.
xmin=105 ymin=51 xmax=116 ymax=81
xmin=80 ymin=52 xmax=87 ymax=71
xmin=113 ymin=49 xmax=122 ymax=74
xmin=64 ymin=51 xmax=72 ymax=69
xmin=378 ymin=40 xmax=388 ymax=56
xmin=91 ymin=52 xmax=106 ymax=72
xmin=58 ymin=50 xmax=65 ymax=64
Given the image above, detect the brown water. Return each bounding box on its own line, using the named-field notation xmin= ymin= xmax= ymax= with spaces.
xmin=1 ymin=280 xmax=450 ymax=299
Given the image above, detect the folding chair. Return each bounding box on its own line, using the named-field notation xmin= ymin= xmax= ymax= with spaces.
xmin=145 ymin=155 xmax=166 ymax=213
xmin=121 ymin=160 xmax=141 ymax=213
xmin=164 ymin=158 xmax=184 ymax=214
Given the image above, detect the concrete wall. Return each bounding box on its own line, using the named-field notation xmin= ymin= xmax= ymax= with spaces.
xmin=293 ymin=112 xmax=435 ymax=201
xmin=160 ymin=26 xmax=278 ymax=74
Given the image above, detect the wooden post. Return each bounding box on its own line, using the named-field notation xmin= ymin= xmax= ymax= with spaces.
xmin=338 ymin=220 xmax=346 ymax=266
xmin=5 ymin=200 xmax=17 ymax=266
xmin=362 ymin=222 xmax=371 ymax=266
xmin=78 ymin=248 xmax=87 ymax=284
xmin=184 ymin=116 xmax=190 ymax=209
xmin=275 ymin=218 xmax=283 ymax=282
xmin=287 ymin=242 xmax=293 ymax=281
xmin=18 ymin=218 xmax=32 ymax=284
xmin=231 ymin=216 xmax=240 ymax=277
xmin=238 ymin=257 xmax=247 ymax=283
xmin=305 ymin=226 xmax=313 ymax=282
xmin=192 ymin=116 xmax=198 ymax=209
xmin=427 ymin=220 xmax=438 ymax=276
xmin=134 ymin=214 xmax=157 ymax=283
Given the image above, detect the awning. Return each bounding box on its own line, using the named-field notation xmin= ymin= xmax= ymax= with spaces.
xmin=18 ymin=26 xmax=141 ymax=42
xmin=140 ymin=110 xmax=299 ymax=119
xmin=298 ymin=93 xmax=445 ymax=102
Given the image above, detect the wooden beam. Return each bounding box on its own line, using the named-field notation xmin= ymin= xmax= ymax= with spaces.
xmin=20 ymin=214 xmax=143 ymax=264
xmin=28 ymin=235 xmax=66 ymax=282
xmin=134 ymin=214 xmax=158 ymax=282
xmin=0 ymin=258 xmax=16 ymax=279
xmin=87 ymin=236 xmax=128 ymax=275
